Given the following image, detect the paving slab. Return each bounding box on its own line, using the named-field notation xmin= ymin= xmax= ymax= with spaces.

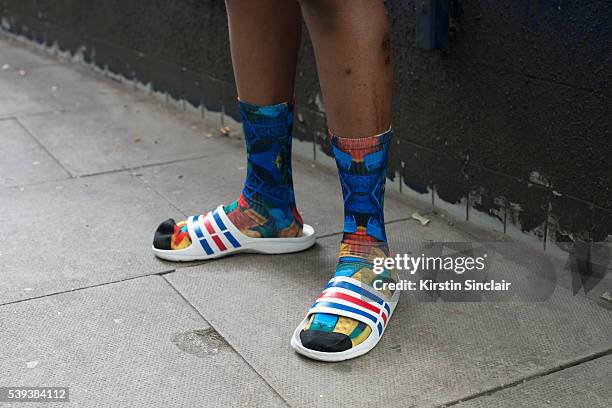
xmin=0 ymin=172 xmax=183 ymax=304
xmin=21 ymin=63 xmax=140 ymax=111
xmin=0 ymin=57 xmax=139 ymax=119
xmin=0 ymin=40 xmax=58 ymax=69
xmin=137 ymin=153 xmax=413 ymax=237
xmin=166 ymin=220 xmax=612 ymax=407
xmin=456 ymin=354 xmax=612 ymax=408
xmin=0 ymin=63 xmax=64 ymax=118
xmin=0 ymin=275 xmax=285 ymax=407
xmin=19 ymin=102 xmax=233 ymax=176
xmin=0 ymin=118 xmax=69 ymax=187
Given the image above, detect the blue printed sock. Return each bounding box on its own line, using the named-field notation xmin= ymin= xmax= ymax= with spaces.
xmin=300 ymin=128 xmax=397 ymax=352
xmin=154 ymin=100 xmax=303 ymax=250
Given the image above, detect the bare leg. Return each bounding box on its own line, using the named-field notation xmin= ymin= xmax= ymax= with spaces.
xmin=299 ymin=0 xmax=393 ymax=138
xmin=226 ymin=0 xmax=302 ymax=104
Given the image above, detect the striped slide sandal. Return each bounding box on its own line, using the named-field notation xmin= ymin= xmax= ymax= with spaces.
xmin=152 ymin=205 xmax=316 ymax=262
xmin=291 ymin=275 xmax=400 ymax=362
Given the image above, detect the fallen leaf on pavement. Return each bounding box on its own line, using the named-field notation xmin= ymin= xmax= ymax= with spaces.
xmin=411 ymin=212 xmax=430 ymax=226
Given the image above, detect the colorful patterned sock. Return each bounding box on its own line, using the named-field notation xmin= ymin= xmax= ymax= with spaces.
xmin=154 ymin=100 xmax=303 ymax=250
xmin=300 ymin=128 xmax=397 ymax=352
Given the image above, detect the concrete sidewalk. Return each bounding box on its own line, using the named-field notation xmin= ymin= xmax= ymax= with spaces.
xmin=1 ymin=37 xmax=611 ymax=407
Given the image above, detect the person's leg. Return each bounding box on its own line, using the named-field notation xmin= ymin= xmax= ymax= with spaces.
xmin=297 ymin=0 xmax=397 ymax=353
xmin=300 ymin=0 xmax=393 ymax=138
xmin=154 ymin=0 xmax=304 ymax=251
xmin=226 ymin=0 xmax=302 ymax=104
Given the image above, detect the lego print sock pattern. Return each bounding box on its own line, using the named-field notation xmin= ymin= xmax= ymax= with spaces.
xmin=153 ymin=99 xmax=303 ymax=251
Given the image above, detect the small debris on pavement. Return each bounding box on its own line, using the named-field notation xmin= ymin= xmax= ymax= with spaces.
xmin=133 ymin=137 xmax=141 ymax=143
xmin=411 ymin=212 xmax=430 ymax=226
xmin=220 ymin=126 xmax=231 ymax=137
xmin=1 ymin=64 xmax=10 ymax=70
xmin=177 ymin=175 xmax=183 ymax=179
xmin=26 ymin=361 xmax=39 ymax=369
xmin=600 ymin=292 xmax=612 ymax=303
xmin=51 ymin=85 xmax=58 ymax=91
xmin=205 ymin=132 xmax=213 ymax=138
xmin=18 ymin=69 xmax=27 ymax=77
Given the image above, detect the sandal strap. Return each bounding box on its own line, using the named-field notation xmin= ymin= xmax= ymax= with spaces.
xmin=186 ymin=205 xmax=244 ymax=256
xmin=307 ymin=276 xmax=391 ymax=337
xmin=326 ymin=276 xmax=392 ymax=315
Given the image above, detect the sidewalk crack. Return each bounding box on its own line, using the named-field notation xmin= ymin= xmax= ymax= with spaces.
xmin=441 ymin=346 xmax=612 ymax=407
xmin=0 ymin=270 xmax=175 ymax=308
xmin=14 ymin=117 xmax=74 ymax=178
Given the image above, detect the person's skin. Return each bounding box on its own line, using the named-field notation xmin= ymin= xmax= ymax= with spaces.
xmin=225 ymin=0 xmax=302 ymax=105
xmin=225 ymin=0 xmax=393 ymax=138
xmin=299 ymin=0 xmax=393 ymax=138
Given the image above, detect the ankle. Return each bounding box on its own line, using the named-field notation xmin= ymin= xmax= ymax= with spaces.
xmin=340 ymin=232 xmax=389 ymax=259
xmin=225 ymin=194 xmax=303 ymax=238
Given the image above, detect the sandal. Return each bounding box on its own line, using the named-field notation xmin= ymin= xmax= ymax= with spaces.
xmin=291 ymin=275 xmax=400 ymax=362
xmin=152 ymin=205 xmax=316 ymax=262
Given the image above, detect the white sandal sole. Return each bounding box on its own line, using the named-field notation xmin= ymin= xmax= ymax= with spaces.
xmin=153 ymin=205 xmax=316 ymax=262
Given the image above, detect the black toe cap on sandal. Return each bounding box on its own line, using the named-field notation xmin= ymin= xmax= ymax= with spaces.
xmin=299 ymin=329 xmax=352 ymax=352
xmin=153 ymin=218 xmax=176 ymax=250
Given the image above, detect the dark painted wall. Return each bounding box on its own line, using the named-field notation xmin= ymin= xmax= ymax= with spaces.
xmin=1 ymin=0 xmax=611 ymax=247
